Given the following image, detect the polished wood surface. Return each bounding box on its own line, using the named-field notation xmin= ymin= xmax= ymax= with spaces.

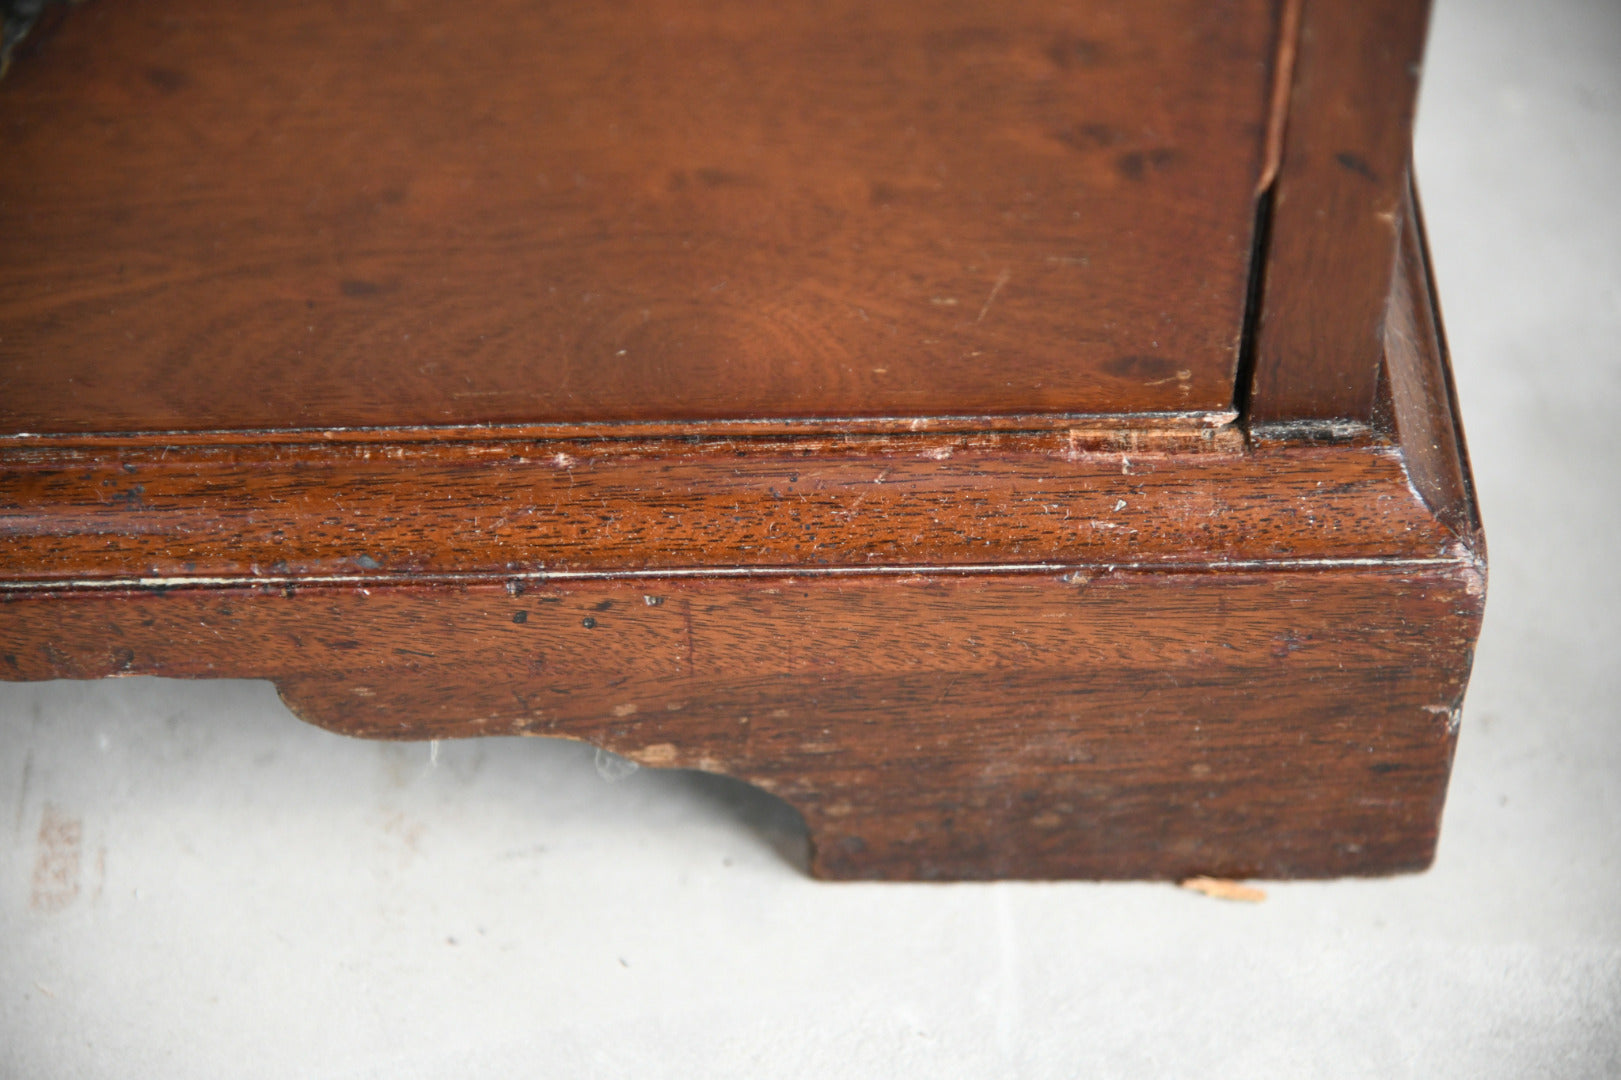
xmin=0 ymin=1 xmax=1483 ymax=881
xmin=1 ymin=565 xmax=1480 ymax=881
xmin=1383 ymin=180 xmax=1479 ymax=543
xmin=1 ymin=0 xmax=1278 ymax=435
xmin=1 ymin=205 xmax=1485 ymax=879
xmin=1250 ymin=0 xmax=1432 ymax=428
xmin=1 ymin=429 xmax=1465 ymax=585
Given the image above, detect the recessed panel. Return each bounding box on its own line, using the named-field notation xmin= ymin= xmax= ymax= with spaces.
xmin=0 ymin=0 xmax=1276 ymax=434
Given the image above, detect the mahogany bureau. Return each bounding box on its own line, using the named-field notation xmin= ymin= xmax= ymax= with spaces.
xmin=0 ymin=0 xmax=1483 ymax=879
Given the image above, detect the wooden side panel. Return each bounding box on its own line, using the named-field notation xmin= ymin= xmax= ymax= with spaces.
xmin=0 ymin=566 xmax=1483 ymax=880
xmin=1250 ymin=0 xmax=1431 ymax=427
xmin=0 ymin=0 xmax=1276 ymax=433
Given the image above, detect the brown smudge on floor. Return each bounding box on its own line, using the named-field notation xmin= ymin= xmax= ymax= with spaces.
xmin=30 ymin=804 xmax=82 ymax=913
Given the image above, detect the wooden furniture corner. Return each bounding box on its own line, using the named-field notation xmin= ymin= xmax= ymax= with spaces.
xmin=1 ymin=0 xmax=1483 ymax=880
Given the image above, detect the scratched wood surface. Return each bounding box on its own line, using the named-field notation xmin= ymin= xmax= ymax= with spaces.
xmin=1 ymin=431 xmax=1469 ymax=585
xmin=0 ymin=205 xmax=1486 ymax=879
xmin=0 ymin=565 xmax=1482 ymax=880
xmin=0 ymin=2 xmax=1483 ymax=881
xmin=1 ymin=0 xmax=1278 ymax=435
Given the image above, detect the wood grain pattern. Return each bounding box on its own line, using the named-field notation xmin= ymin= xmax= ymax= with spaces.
xmin=0 ymin=0 xmax=1278 ymax=434
xmin=0 ymin=3 xmax=1483 ymax=881
xmin=0 ymin=565 xmax=1482 ymax=880
xmin=1249 ymin=0 xmax=1432 ymax=427
xmin=0 ymin=205 xmax=1485 ymax=879
xmin=0 ymin=429 xmax=1468 ymax=586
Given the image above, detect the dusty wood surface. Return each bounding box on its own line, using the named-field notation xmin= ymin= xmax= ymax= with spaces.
xmin=0 ymin=0 xmax=1277 ymax=434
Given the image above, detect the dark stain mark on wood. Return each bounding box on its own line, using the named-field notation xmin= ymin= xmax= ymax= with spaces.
xmin=339 ymin=280 xmax=393 ymax=299
xmin=1047 ymin=37 xmax=1106 ymax=69
xmin=1104 ymin=354 xmax=1180 ymax=379
xmin=693 ymin=168 xmax=752 ymax=188
xmin=1116 ymin=148 xmax=1178 ymax=181
xmin=144 ymin=66 xmax=188 ymax=93
xmin=1334 ymin=151 xmax=1379 ymax=182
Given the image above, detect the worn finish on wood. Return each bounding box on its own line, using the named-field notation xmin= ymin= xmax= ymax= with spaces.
xmin=0 ymin=206 xmax=1484 ymax=879
xmin=1250 ymin=0 xmax=1432 ymax=427
xmin=0 ymin=1 xmax=1483 ymax=880
xmin=0 ymin=0 xmax=1278 ymax=434
xmin=1 ymin=566 xmax=1481 ymax=881
xmin=1 ymin=429 xmax=1467 ymax=586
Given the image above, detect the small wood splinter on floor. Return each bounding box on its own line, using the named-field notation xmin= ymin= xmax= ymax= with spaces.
xmin=1179 ymin=876 xmax=1267 ymax=903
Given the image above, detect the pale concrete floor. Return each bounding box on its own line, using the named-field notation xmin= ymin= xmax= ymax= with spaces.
xmin=3 ymin=0 xmax=1619 ymax=1074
